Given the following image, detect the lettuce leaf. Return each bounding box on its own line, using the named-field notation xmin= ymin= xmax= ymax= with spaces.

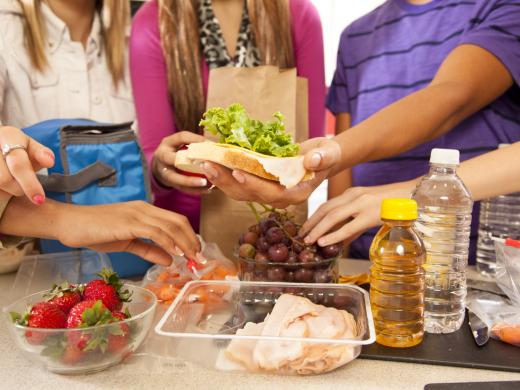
xmin=199 ymin=103 xmax=300 ymax=157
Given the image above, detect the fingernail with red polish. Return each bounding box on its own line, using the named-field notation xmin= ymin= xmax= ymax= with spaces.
xmin=33 ymin=194 xmax=45 ymax=205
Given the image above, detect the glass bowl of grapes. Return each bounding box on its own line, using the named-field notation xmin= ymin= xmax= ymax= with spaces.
xmin=236 ymin=209 xmax=341 ymax=284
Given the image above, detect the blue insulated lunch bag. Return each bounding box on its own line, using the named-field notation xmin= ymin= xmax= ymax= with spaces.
xmin=23 ymin=119 xmax=152 ymax=277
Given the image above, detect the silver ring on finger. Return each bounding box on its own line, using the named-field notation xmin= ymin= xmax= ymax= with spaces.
xmin=2 ymin=144 xmax=27 ymax=158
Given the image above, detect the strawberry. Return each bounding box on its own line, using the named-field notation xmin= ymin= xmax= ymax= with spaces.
xmin=44 ymin=282 xmax=83 ymax=314
xmin=66 ymin=300 xmax=113 ymax=329
xmin=11 ymin=302 xmax=67 ymax=345
xmin=83 ymin=269 xmax=132 ymax=311
xmin=61 ymin=344 xmax=83 ymax=365
xmin=107 ymin=311 xmax=130 ymax=354
xmin=66 ymin=300 xmax=116 ymax=352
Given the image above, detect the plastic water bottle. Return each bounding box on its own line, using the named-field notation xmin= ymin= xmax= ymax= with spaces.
xmin=476 ymin=145 xmax=520 ymax=276
xmin=412 ymin=149 xmax=473 ymax=334
xmin=370 ymin=199 xmax=425 ymax=348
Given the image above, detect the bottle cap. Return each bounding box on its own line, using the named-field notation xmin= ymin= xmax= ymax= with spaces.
xmin=430 ymin=148 xmax=460 ymax=165
xmin=380 ymin=198 xmax=418 ymax=221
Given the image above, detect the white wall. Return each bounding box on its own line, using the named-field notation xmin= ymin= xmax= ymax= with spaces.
xmin=310 ymin=0 xmax=386 ymax=84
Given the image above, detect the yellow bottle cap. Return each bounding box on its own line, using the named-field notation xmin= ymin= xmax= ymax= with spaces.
xmin=380 ymin=198 xmax=418 ymax=221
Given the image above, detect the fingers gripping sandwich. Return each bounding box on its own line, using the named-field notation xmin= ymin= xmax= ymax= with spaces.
xmin=174 ymin=104 xmax=314 ymax=189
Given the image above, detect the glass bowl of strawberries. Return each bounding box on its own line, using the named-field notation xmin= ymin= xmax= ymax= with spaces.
xmin=2 ymin=268 xmax=157 ymax=375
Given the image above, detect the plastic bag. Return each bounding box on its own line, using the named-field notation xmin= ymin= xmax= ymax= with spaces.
xmin=466 ymin=241 xmax=520 ymax=347
xmin=142 ymin=239 xmax=237 ymax=304
xmin=466 ymin=290 xmax=520 ymax=346
xmin=495 ymin=240 xmax=520 ymax=307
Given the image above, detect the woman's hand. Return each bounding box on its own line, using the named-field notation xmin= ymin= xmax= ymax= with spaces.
xmin=300 ymin=181 xmax=417 ymax=247
xmin=0 ymin=126 xmax=55 ymax=204
xmin=152 ymin=131 xmax=209 ymax=194
xmin=54 ymin=200 xmax=201 ymax=265
xmin=201 ymin=137 xmax=342 ymax=208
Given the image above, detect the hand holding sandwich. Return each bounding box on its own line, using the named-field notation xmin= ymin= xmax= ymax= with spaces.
xmin=152 ymin=131 xmax=209 ymax=194
xmin=201 ymin=137 xmax=342 ymax=208
xmin=174 ymin=104 xmax=340 ymax=208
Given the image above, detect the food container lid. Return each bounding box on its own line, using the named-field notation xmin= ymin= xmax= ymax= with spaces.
xmin=155 ymin=280 xmax=375 ymax=346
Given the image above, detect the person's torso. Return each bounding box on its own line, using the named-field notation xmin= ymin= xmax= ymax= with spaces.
xmin=338 ymin=0 xmax=520 ymax=186
xmin=0 ymin=1 xmax=135 ymax=128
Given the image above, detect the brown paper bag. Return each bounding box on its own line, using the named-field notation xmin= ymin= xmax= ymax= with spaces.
xmin=200 ymin=66 xmax=309 ymax=259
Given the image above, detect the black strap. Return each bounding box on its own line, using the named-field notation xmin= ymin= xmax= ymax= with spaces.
xmin=38 ymin=161 xmax=116 ymax=193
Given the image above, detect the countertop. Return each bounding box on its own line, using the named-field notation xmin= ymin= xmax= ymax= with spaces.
xmin=1 ymin=259 xmax=519 ymax=390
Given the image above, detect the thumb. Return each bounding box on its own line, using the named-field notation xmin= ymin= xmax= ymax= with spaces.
xmin=303 ymin=139 xmax=342 ymax=172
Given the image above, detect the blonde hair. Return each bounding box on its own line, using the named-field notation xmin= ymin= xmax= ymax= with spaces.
xmin=17 ymin=0 xmax=130 ymax=86
xmin=158 ymin=0 xmax=294 ymax=133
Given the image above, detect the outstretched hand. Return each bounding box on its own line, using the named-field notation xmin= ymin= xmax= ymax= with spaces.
xmin=300 ymin=182 xmax=415 ymax=247
xmin=201 ymin=137 xmax=342 ymax=208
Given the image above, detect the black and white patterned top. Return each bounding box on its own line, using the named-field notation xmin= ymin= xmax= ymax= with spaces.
xmin=198 ymin=0 xmax=260 ymax=69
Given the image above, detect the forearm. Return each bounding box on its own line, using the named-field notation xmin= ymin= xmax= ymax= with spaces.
xmin=0 ymin=197 xmax=68 ymax=240
xmin=331 ymin=82 xmax=468 ymax=174
xmin=457 ymin=143 xmax=520 ymax=201
xmin=328 ymin=169 xmax=352 ymax=200
xmin=329 ymin=45 xmax=513 ymax=176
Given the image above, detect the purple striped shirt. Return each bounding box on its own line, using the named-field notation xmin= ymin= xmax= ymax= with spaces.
xmin=327 ymin=0 xmax=520 ymax=262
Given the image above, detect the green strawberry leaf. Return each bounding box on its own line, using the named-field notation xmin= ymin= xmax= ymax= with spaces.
xmin=10 ymin=308 xmax=29 ymax=326
xmin=109 ymin=326 xmax=125 ymax=336
xmin=42 ymin=345 xmax=65 ymax=359
xmin=44 ymin=281 xmax=83 ymax=301
xmin=97 ymin=268 xmax=133 ymax=303
xmin=124 ymin=307 xmax=131 ymax=319
xmin=41 ymin=335 xmax=66 ymax=358
xmin=9 ymin=311 xmax=21 ymax=323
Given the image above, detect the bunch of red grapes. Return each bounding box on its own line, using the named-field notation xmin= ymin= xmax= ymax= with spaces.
xmin=237 ymin=211 xmax=340 ymax=283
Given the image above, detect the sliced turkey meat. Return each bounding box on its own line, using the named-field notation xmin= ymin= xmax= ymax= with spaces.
xmin=224 ymin=294 xmax=359 ymax=375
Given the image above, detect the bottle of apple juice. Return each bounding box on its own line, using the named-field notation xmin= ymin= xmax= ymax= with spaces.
xmin=369 ymin=199 xmax=426 ymax=348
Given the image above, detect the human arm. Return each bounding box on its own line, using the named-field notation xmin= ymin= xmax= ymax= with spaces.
xmin=203 ymin=42 xmax=516 ymax=207
xmin=326 ymin=45 xmax=514 ymax=173
xmin=327 ymin=113 xmax=352 ymax=200
xmin=0 ymin=197 xmax=201 ymax=265
xmin=203 ymin=2 xmax=520 ymax=206
xmin=457 ymin=143 xmax=520 ymax=201
xmin=301 ymin=142 xmax=520 ymax=246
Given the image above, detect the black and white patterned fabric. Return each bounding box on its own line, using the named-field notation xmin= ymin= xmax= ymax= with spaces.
xmin=198 ymin=0 xmax=260 ymax=69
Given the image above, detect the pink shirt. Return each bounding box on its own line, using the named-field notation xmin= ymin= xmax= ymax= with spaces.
xmin=130 ymin=0 xmax=326 ymax=231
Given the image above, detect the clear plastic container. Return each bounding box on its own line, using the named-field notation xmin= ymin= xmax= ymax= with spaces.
xmin=477 ymin=193 xmax=520 ymax=276
xmin=155 ymin=280 xmax=375 ymax=375
xmin=369 ymin=199 xmax=425 ymax=348
xmin=237 ymin=255 xmax=338 ymax=283
xmin=476 ymin=144 xmax=520 ymax=277
xmin=412 ymin=148 xmax=473 ymax=334
xmin=9 ymin=250 xmax=111 ymax=302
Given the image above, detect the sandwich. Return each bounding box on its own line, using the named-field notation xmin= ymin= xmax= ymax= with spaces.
xmin=174 ymin=103 xmax=314 ymax=189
